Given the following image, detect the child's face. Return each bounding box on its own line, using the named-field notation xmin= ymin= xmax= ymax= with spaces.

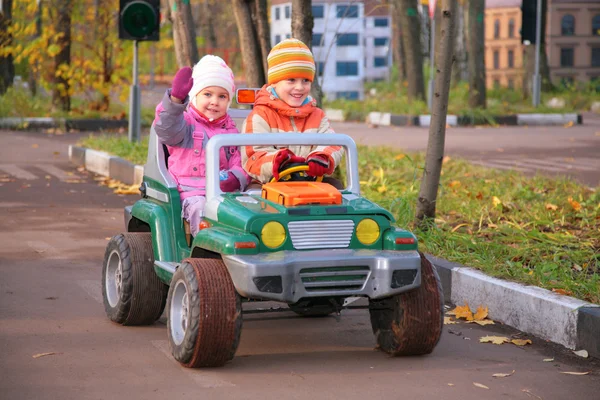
xmin=194 ymin=86 xmax=230 ymax=120
xmin=273 ymin=78 xmax=312 ymax=107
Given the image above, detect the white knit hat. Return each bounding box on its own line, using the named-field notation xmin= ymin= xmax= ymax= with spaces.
xmin=189 ymin=55 xmax=235 ymax=109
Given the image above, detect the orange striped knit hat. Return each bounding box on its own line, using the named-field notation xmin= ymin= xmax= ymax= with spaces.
xmin=267 ymin=38 xmax=315 ymax=85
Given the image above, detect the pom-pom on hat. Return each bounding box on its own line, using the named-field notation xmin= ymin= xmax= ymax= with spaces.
xmin=267 ymin=38 xmax=315 ymax=85
xmin=189 ymin=55 xmax=235 ymax=108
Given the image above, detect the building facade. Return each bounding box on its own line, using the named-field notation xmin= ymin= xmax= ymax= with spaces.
xmin=270 ymin=0 xmax=392 ymax=101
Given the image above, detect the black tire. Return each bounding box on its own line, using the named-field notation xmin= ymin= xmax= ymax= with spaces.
xmin=368 ymin=252 xmax=444 ymax=356
xmin=102 ymin=233 xmax=168 ymax=325
xmin=167 ymin=258 xmax=242 ymax=368
xmin=288 ymin=298 xmax=344 ymax=317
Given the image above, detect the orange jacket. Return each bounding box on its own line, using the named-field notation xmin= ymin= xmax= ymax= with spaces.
xmin=241 ymin=85 xmax=344 ymax=183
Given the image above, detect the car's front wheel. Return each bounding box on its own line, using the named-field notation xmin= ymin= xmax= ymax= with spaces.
xmin=102 ymin=233 xmax=168 ymax=325
xmin=167 ymin=258 xmax=242 ymax=368
xmin=368 ymin=252 xmax=444 ymax=356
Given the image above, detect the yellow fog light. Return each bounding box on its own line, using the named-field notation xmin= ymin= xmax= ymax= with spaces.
xmin=356 ymin=219 xmax=380 ymax=245
xmin=261 ymin=221 xmax=286 ymax=248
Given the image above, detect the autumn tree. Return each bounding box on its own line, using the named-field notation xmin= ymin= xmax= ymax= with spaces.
xmin=390 ymin=0 xmax=406 ymax=82
xmin=466 ymin=0 xmax=486 ymax=108
xmin=199 ymin=0 xmax=217 ymax=49
xmin=395 ymin=0 xmax=425 ymax=101
xmin=232 ymin=0 xmax=270 ymax=87
xmin=167 ymin=0 xmax=199 ymax=67
xmin=0 ymin=0 xmax=15 ymax=94
xmin=48 ymin=0 xmax=73 ymax=111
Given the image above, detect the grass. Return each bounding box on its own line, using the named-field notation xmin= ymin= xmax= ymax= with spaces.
xmin=78 ymin=134 xmax=600 ymax=304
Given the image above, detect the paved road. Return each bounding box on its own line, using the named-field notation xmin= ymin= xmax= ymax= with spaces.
xmin=1 ymin=130 xmax=599 ymax=399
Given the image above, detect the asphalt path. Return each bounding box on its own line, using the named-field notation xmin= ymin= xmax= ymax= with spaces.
xmin=0 ymin=129 xmax=599 ymax=399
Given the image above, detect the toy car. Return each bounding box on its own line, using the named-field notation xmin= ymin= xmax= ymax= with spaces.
xmin=101 ymin=100 xmax=444 ymax=369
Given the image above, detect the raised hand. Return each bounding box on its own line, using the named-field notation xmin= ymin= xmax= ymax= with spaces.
xmin=171 ymin=67 xmax=193 ymax=102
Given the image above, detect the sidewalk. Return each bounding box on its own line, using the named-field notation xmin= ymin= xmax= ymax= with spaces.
xmin=67 ymin=143 xmax=600 ymax=359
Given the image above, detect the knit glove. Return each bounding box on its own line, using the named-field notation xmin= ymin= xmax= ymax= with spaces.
xmin=171 ymin=67 xmax=193 ymax=101
xmin=219 ymin=171 xmax=240 ymax=192
xmin=307 ymin=153 xmax=334 ymax=177
xmin=272 ymin=149 xmax=305 ymax=181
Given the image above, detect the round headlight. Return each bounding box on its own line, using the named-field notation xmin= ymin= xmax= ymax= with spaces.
xmin=261 ymin=221 xmax=286 ymax=248
xmin=356 ymin=219 xmax=380 ymax=245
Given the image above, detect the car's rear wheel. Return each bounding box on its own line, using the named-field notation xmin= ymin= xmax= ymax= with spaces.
xmin=102 ymin=233 xmax=168 ymax=325
xmin=368 ymin=252 xmax=444 ymax=356
xmin=288 ymin=298 xmax=344 ymax=317
xmin=167 ymin=258 xmax=242 ymax=368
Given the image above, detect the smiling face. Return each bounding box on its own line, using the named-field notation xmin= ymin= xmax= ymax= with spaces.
xmin=272 ymin=78 xmax=312 ymax=107
xmin=193 ymin=86 xmax=230 ymax=120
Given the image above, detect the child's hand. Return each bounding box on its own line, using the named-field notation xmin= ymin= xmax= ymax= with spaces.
xmin=272 ymin=149 xmax=305 ymax=180
xmin=219 ymin=171 xmax=240 ymax=192
xmin=307 ymin=153 xmax=334 ymax=177
xmin=171 ymin=67 xmax=193 ymax=102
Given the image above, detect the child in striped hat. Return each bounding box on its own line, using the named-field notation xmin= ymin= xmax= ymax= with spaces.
xmin=241 ymin=38 xmax=344 ymax=187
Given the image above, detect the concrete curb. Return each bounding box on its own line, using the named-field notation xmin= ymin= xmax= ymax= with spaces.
xmin=428 ymin=254 xmax=599 ymax=358
xmin=68 ymin=146 xmax=599 ymax=358
xmin=0 ymin=117 xmax=128 ymax=131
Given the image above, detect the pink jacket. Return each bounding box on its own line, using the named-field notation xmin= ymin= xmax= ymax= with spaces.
xmin=154 ymin=89 xmax=249 ymax=199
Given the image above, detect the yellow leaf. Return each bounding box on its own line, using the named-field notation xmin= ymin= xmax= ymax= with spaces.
xmin=451 ymin=223 xmax=469 ymax=233
xmin=32 ymin=352 xmax=58 ymax=359
xmin=473 ymin=306 xmax=488 ymax=321
xmin=442 ymin=155 xmax=451 ymax=164
xmin=447 ymin=383 xmax=455 ymax=386
xmin=473 ymin=319 xmax=495 ymax=326
xmin=31 ymin=143 xmax=39 ymax=148
xmin=480 ymin=336 xmax=509 ymax=345
xmin=373 ymin=167 xmax=384 ymax=179
xmin=444 ymin=316 xmax=457 ymax=325
xmin=377 ymin=184 xmax=387 ymax=193
xmin=493 ymin=370 xmax=515 ymax=378
xmin=563 ymin=121 xmax=574 ymax=128
xmin=448 ymin=303 xmax=473 ymax=320
xmin=543 ymin=358 xmax=554 ymax=362
xmin=567 ymin=197 xmax=582 ymax=211
xmin=492 ymin=196 xmax=502 ymax=207
xmin=560 ymin=371 xmax=590 ymax=375
xmin=511 ymin=339 xmax=532 ymax=346
xmin=473 ymin=382 xmax=489 ymax=390
xmin=545 ymin=203 xmax=558 ymax=211
xmin=395 ymin=154 xmax=405 ymax=160
xmin=448 ymin=180 xmax=461 ymax=188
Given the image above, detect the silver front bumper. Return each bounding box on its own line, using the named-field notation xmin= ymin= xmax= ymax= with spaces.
xmin=222 ymin=249 xmax=421 ymax=303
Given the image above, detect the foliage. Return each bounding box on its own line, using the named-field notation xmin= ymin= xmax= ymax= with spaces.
xmin=79 ymin=133 xmax=149 ymax=166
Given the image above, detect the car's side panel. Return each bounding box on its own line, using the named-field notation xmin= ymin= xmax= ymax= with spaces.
xmin=192 ymin=226 xmax=259 ymax=256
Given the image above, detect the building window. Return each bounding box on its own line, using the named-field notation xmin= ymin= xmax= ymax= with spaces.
xmin=274 ymin=34 xmax=281 ymax=45
xmin=374 ymin=37 xmax=387 ymax=47
xmin=337 ymin=5 xmax=358 ymax=18
xmin=316 ymin=62 xmax=325 ymax=77
xmin=336 ymin=33 xmax=359 ymax=46
xmin=312 ymin=5 xmax=324 ymax=19
xmin=593 ymin=15 xmax=600 ymax=36
xmin=275 ymin=7 xmax=280 ymax=21
xmin=285 ymin=5 xmax=290 ymax=19
xmin=374 ymin=57 xmax=388 ymax=67
xmin=285 ymin=33 xmax=291 ymax=39
xmin=493 ymin=50 xmax=499 ymax=69
xmin=374 ymin=18 xmax=388 ymax=27
xmin=592 ymin=47 xmax=600 ymax=67
xmin=313 ymin=33 xmax=323 ymax=47
xmin=508 ymin=19 xmax=515 ymax=38
xmin=561 ymin=14 xmax=575 ymax=36
xmin=494 ymin=19 xmax=500 ymax=39
xmin=508 ymin=50 xmax=514 ymax=68
xmin=508 ymin=79 xmax=514 ymax=89
xmin=560 ymin=48 xmax=574 ymax=67
xmin=337 ymin=91 xmax=359 ymax=100
xmin=336 ymin=61 xmax=359 ymax=76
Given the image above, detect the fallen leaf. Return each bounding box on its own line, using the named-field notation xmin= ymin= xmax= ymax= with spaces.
xmin=493 ymin=370 xmax=515 ymax=378
xmin=522 ymin=389 xmax=543 ymax=399
xmin=451 ymin=223 xmax=469 ymax=233
xmin=573 ymin=349 xmax=589 ymax=358
xmin=448 ymin=180 xmax=461 ymax=188
xmin=572 ymin=264 xmax=583 ymax=272
xmin=447 ymin=383 xmax=455 ymax=386
xmin=473 ymin=319 xmax=495 ymax=326
xmin=511 ymin=339 xmax=532 ymax=346
xmin=32 ymin=352 xmax=58 ymax=359
xmin=543 ymin=358 xmax=554 ymax=362
xmin=552 ymin=288 xmax=573 ymax=296
xmin=480 ymin=336 xmax=509 ymax=345
xmin=444 ymin=316 xmax=458 ymax=325
xmin=448 ymin=303 xmax=473 ymax=320
xmin=31 ymin=144 xmax=39 ymax=148
xmin=567 ymin=197 xmax=582 ymax=211
xmin=395 ymin=154 xmax=405 ymax=161
xmin=473 ymin=306 xmax=488 ymax=321
xmin=560 ymin=371 xmax=590 ymax=375
xmin=377 ymin=185 xmax=387 ymax=193
xmin=473 ymin=382 xmax=489 ymax=390
xmin=492 ymin=196 xmax=502 ymax=207
xmin=563 ymin=121 xmax=574 ymax=128
xmin=545 ymin=203 xmax=558 ymax=211
xmin=476 ymin=192 xmax=483 ymax=200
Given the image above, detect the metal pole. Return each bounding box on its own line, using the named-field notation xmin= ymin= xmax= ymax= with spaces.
xmin=128 ymin=40 xmax=141 ymax=142
xmin=532 ymin=0 xmax=542 ymax=107
xmin=428 ymin=16 xmax=436 ymax=111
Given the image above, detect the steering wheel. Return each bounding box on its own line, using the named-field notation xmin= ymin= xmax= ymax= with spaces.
xmin=270 ymin=163 xmax=324 ymax=183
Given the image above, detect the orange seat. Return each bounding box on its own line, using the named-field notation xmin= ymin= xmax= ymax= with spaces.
xmin=261 ymin=181 xmax=342 ymax=206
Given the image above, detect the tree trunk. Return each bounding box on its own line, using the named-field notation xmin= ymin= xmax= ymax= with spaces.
xmin=253 ymin=0 xmax=271 ymax=82
xmin=51 ymin=0 xmax=72 ymax=111
xmin=522 ymin=0 xmax=552 ymax=97
xmin=451 ymin=1 xmax=467 ymax=85
xmin=415 ymin=0 xmax=456 ymax=226
xmin=0 ymin=0 xmax=15 ymax=95
xmin=391 ymin=1 xmax=406 ymax=81
xmin=291 ymin=0 xmax=323 ymax=106
xmin=232 ymin=0 xmax=266 ymax=88
xmin=169 ymin=0 xmax=199 ymax=67
xmin=397 ymin=0 xmax=425 ymax=101
xmin=200 ymin=0 xmax=218 ymax=49
xmin=466 ymin=0 xmax=486 ymax=108
xmin=28 ymin=0 xmax=42 ymax=96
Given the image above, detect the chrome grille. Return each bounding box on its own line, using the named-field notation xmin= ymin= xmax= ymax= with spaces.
xmin=299 ymin=266 xmax=370 ymax=292
xmin=288 ymin=220 xmax=355 ymax=250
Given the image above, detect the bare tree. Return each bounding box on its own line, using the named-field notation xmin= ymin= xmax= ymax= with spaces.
xmin=291 ymin=0 xmax=324 ymax=106
xmin=466 ymin=0 xmax=486 ymax=108
xmin=0 ymin=0 xmax=15 ymax=95
xmin=200 ymin=0 xmax=218 ymax=49
xmin=415 ymin=0 xmax=456 ymax=226
xmin=168 ymin=0 xmax=199 ymax=67
xmin=254 ymin=0 xmax=271 ymax=81
xmin=48 ymin=0 xmax=72 ymax=111
xmin=232 ymin=0 xmax=267 ymax=87
xmin=451 ymin=1 xmax=467 ymax=85
xmin=396 ymin=0 xmax=425 ymax=101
